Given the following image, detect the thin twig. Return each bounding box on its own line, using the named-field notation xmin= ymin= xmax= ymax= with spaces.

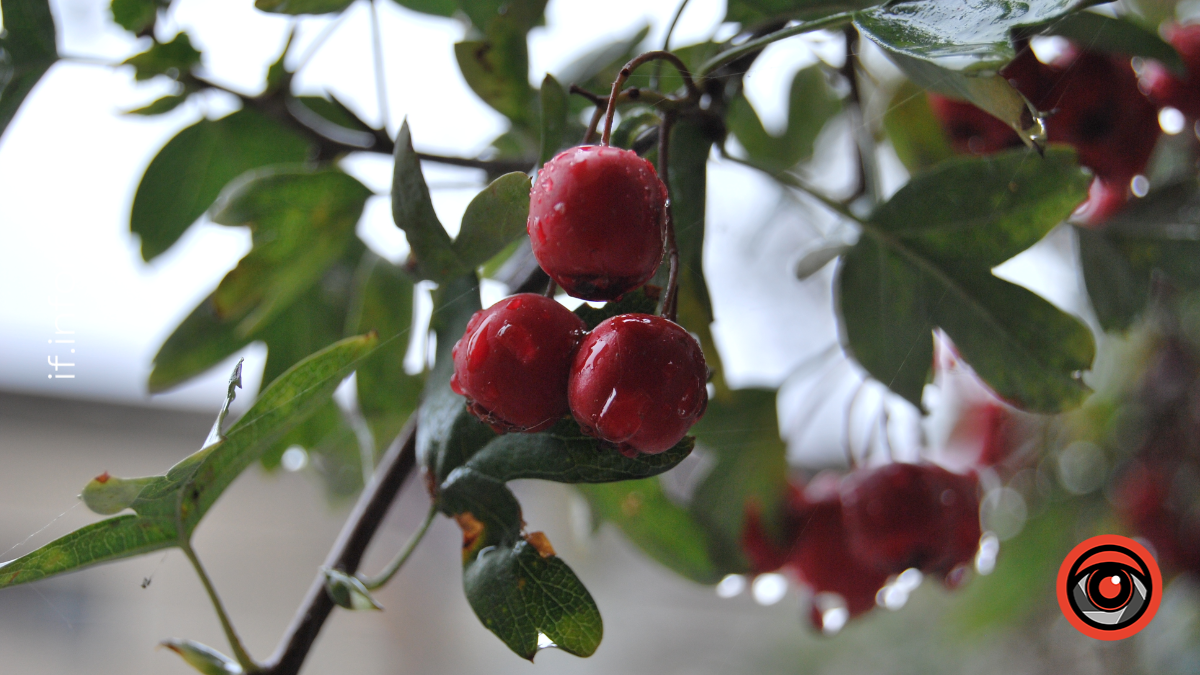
xmin=841 ymin=25 xmax=869 ymax=203
xmin=602 ymin=51 xmax=700 ymax=145
xmin=358 ymin=503 xmax=437 ymax=590
xmin=544 ymin=277 xmax=558 ymax=298
xmin=182 ymin=542 xmax=258 ymax=672
xmin=651 ymin=0 xmax=693 ymax=89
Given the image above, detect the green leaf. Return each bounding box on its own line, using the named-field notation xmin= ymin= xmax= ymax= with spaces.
xmin=538 ymin=73 xmax=568 ymax=167
xmin=254 ymin=0 xmax=354 ymax=14
xmin=455 ymin=33 xmax=535 ymax=126
xmin=161 ymin=639 xmax=243 ymax=675
xmin=1077 ymin=179 xmax=1200 ymax=331
xmin=577 ymin=479 xmax=720 ymax=584
xmin=347 ymin=252 xmax=422 ymax=453
xmin=131 ymin=108 xmax=311 ymax=261
xmin=0 ymin=515 xmax=177 ymax=588
xmin=463 ymin=538 xmax=602 ymax=660
xmin=148 ymin=244 xmax=360 ymax=394
xmin=726 ymin=0 xmax=875 ymax=24
xmin=839 ymin=147 xmax=1095 ymax=412
xmin=144 ymin=335 xmax=378 ymax=533
xmin=208 ymin=166 xmax=371 ymax=336
xmin=664 ymin=119 xmax=725 ymax=392
xmin=452 ymin=172 xmax=532 ymax=270
xmin=392 ymin=119 xmax=466 ymax=281
xmin=110 ymin=0 xmax=161 ymax=34
xmin=1 ymin=337 xmax=374 ymax=589
xmin=1030 ymin=11 xmax=1187 ymax=75
xmin=727 ymin=64 xmax=840 ymax=171
xmin=124 ymin=92 xmax=189 ymax=115
xmin=323 ymin=567 xmax=383 ymax=610
xmin=0 ymin=0 xmax=58 ymax=141
xmin=416 ymin=274 xmax=497 ymax=484
xmin=438 ymin=468 xmax=524 ymax=549
xmin=689 ymin=388 xmax=788 ymax=572
xmin=463 ymin=418 xmax=694 ymax=483
xmin=854 ymin=0 xmax=1094 ymax=144
xmin=122 ymin=32 xmax=201 ymax=81
xmin=389 ymin=0 xmax=456 ymax=17
xmin=883 ymin=79 xmax=954 ymax=174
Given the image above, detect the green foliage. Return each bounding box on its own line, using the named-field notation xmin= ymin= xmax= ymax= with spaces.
xmin=0 ymin=336 xmax=375 ymax=588
xmin=122 ymin=32 xmax=202 ymax=81
xmin=1078 ymin=179 xmax=1200 ymax=331
xmin=255 ymin=0 xmax=355 ymax=15
xmin=839 ymin=148 xmax=1095 ymax=412
xmin=208 ymin=166 xmax=372 ymax=336
xmin=855 ymin=0 xmax=1094 ymax=144
xmin=0 ymin=0 xmax=58 ymax=141
xmin=883 ymin=80 xmax=954 ymax=174
xmin=727 ymin=64 xmax=840 ymax=171
xmin=131 ymin=108 xmax=312 ymax=262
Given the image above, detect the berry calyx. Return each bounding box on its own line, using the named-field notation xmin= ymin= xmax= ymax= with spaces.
xmin=568 ymin=313 xmax=707 ymax=455
xmin=528 ymin=146 xmax=667 ymax=301
xmin=840 ymin=462 xmax=981 ymax=579
xmin=450 ymin=293 xmax=586 ymax=433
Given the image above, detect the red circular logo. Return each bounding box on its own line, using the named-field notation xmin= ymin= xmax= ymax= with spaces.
xmin=1056 ymin=534 xmax=1162 ymax=640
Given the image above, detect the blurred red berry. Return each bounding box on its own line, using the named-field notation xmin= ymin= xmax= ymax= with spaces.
xmin=1141 ymin=24 xmax=1200 ymax=118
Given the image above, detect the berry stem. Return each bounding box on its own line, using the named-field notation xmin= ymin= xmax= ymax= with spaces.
xmin=651 ymin=0 xmax=693 ymax=89
xmin=657 ymin=111 xmax=681 ymax=322
xmin=356 ymin=503 xmax=437 ymax=591
xmin=543 ymin=277 xmax=558 ymax=298
xmin=601 ymin=51 xmax=700 ymax=146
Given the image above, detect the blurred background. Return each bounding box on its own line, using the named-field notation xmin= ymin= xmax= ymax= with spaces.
xmin=2 ymin=0 xmax=1200 ymax=673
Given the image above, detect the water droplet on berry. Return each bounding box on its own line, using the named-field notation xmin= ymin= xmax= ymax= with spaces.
xmin=495 ymin=321 xmax=538 ymax=363
xmin=506 ymin=297 xmax=524 ymax=310
xmin=553 ymin=202 xmax=565 ymax=214
xmin=450 ymin=373 xmax=463 ymax=395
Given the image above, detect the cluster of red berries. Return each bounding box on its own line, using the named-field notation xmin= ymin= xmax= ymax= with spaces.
xmin=926 ymin=28 xmax=1200 ymax=223
xmin=450 ymin=146 xmax=709 ymax=455
xmin=743 ymin=463 xmax=982 ymax=630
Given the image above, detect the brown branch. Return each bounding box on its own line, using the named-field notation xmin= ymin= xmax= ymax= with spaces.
xmin=259 ymin=418 xmax=418 ymax=675
xmin=185 ymin=74 xmax=532 ymax=173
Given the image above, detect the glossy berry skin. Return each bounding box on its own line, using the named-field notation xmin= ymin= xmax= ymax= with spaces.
xmin=450 ymin=293 xmax=586 ymax=433
xmin=528 ymin=146 xmax=667 ymax=301
xmin=568 ymin=314 xmax=707 ymax=455
xmin=840 ymin=462 xmax=981 ymax=579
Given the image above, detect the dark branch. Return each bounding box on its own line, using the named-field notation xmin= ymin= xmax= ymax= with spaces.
xmin=185 ymin=74 xmax=533 ymax=173
xmin=260 ymin=419 xmax=418 ymax=675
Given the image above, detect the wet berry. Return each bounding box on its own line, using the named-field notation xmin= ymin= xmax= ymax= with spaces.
xmin=528 ymin=146 xmax=667 ymax=301
xmin=568 ymin=313 xmax=707 ymax=455
xmin=840 ymin=462 xmax=981 ymax=579
xmin=450 ymin=293 xmax=586 ymax=433
xmin=747 ymin=476 xmax=890 ymax=627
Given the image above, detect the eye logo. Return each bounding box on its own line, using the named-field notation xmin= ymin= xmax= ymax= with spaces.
xmin=1057 ymin=535 xmax=1162 ymax=640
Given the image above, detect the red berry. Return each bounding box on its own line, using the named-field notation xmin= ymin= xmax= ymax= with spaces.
xmin=840 ymin=462 xmax=981 ymax=579
xmin=450 ymin=293 xmax=586 ymax=433
xmin=528 ymin=146 xmax=667 ymax=301
xmin=1141 ymin=24 xmax=1200 ymax=118
xmin=927 ymin=93 xmax=1022 ymax=155
xmin=785 ymin=476 xmax=890 ymax=625
xmin=568 ymin=314 xmax=707 ymax=455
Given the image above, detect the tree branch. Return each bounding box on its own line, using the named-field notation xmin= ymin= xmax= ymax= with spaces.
xmin=260 ymin=417 xmax=418 ymax=675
